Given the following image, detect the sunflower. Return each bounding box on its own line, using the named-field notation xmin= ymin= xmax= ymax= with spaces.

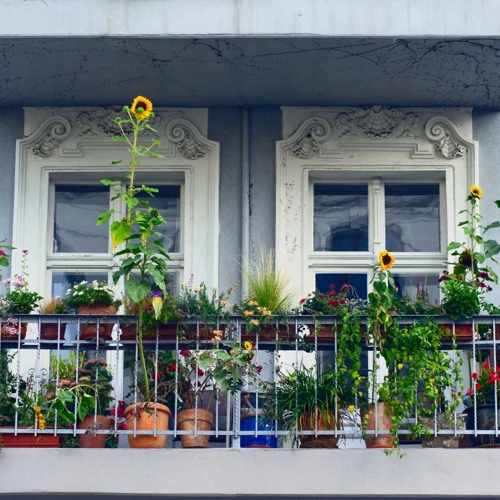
xmin=458 ymin=248 xmax=473 ymax=268
xmin=244 ymin=341 xmax=253 ymax=350
xmin=378 ymin=250 xmax=395 ymax=271
xmin=130 ymin=96 xmax=153 ymax=120
xmin=470 ymin=185 xmax=483 ymax=199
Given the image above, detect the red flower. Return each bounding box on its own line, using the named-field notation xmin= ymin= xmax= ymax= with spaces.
xmin=154 ymin=371 xmax=162 ymax=381
xmin=484 ymin=362 xmax=491 ymax=371
xmin=299 ymin=299 xmax=305 ymax=305
xmin=329 ymin=284 xmax=336 ymax=289
xmin=480 ymin=271 xmax=490 ymax=279
xmin=328 ymin=300 xmax=339 ymax=307
xmin=489 ymin=372 xmax=500 ymax=384
xmin=339 ymin=300 xmax=346 ymax=305
xmin=197 ymin=368 xmax=205 ymax=377
xmin=472 ymin=372 xmax=479 ymax=380
xmin=180 ymin=349 xmax=191 ymax=358
xmin=168 ymin=363 xmax=178 ymax=372
xmin=476 ymin=383 xmax=482 ymax=390
xmin=467 ymin=389 xmax=474 ymax=396
xmin=118 ymin=422 xmax=127 ymax=431
xmin=256 ymin=365 xmax=263 ymax=374
xmin=117 ymin=401 xmax=126 ymax=418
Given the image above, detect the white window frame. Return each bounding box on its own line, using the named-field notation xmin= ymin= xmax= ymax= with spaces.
xmin=276 ymin=107 xmax=477 ymax=300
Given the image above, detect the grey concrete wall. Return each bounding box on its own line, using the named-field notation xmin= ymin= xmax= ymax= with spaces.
xmin=208 ymin=108 xmax=243 ymax=298
xmin=473 ymin=110 xmax=500 ymax=306
xmin=0 ymin=108 xmax=23 ymax=287
xmin=2 ymin=448 xmax=500 ymax=496
xmin=1 ymin=0 xmax=500 ymax=38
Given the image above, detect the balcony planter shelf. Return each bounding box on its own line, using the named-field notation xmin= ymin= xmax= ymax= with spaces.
xmin=0 ymin=427 xmax=60 ymax=448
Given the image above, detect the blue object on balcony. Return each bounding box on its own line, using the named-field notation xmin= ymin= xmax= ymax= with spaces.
xmin=240 ymin=415 xmax=277 ymax=448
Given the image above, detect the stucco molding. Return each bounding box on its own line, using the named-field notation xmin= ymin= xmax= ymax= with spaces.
xmin=27 ymin=116 xmax=72 ymax=158
xmin=425 ymin=116 xmax=469 ymax=159
xmin=335 ymin=106 xmax=420 ymax=140
xmin=284 ymin=117 xmax=331 ymax=159
xmin=165 ymin=118 xmax=210 ymax=160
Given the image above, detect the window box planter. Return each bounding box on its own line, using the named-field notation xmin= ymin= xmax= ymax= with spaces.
xmin=0 ymin=427 xmax=60 ymax=448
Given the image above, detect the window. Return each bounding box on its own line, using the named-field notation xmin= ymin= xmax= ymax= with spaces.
xmin=311 ymin=179 xmax=445 ymax=300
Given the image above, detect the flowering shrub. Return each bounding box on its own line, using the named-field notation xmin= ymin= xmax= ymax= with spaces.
xmin=66 ymin=280 xmax=120 ymax=309
xmin=300 ymin=284 xmax=366 ymax=316
xmin=0 ymin=240 xmax=13 ymax=282
xmin=465 ymin=361 xmax=500 ymax=406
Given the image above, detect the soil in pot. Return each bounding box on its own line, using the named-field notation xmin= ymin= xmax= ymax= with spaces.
xmin=298 ymin=410 xmax=340 ymax=449
xmin=124 ymin=402 xmax=171 ymax=449
xmin=361 ymin=403 xmax=394 ymax=449
xmin=463 ymin=404 xmax=500 ymax=447
xmin=177 ymin=408 xmax=213 ymax=448
xmin=0 ymin=427 xmax=60 ymax=448
xmin=77 ymin=415 xmax=111 ymax=448
xmin=1 ymin=321 xmax=27 ymax=340
xmin=77 ymin=305 xmax=117 ymax=341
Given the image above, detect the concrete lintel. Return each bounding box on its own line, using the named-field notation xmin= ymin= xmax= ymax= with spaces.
xmin=0 ymin=448 xmax=499 ymax=496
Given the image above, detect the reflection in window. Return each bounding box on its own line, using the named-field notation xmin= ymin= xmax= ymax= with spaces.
xmin=314 ymin=184 xmax=368 ymax=252
xmin=393 ymin=274 xmax=440 ymax=306
xmin=52 ymin=272 xmax=109 ymax=298
xmin=136 ymin=186 xmax=181 ymax=253
xmin=54 ymin=185 xmax=109 ymax=253
xmin=315 ymin=273 xmax=368 ymax=300
xmin=385 ymin=184 xmax=440 ymax=252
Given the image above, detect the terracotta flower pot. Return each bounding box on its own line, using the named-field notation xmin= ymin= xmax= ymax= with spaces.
xmin=0 ymin=427 xmax=60 ymax=448
xmin=40 ymin=322 xmax=67 ymax=340
xmin=440 ymin=323 xmax=473 ymax=341
xmin=177 ymin=408 xmax=213 ymax=448
xmin=77 ymin=305 xmax=117 ymax=341
xmin=120 ymin=323 xmax=177 ymax=341
xmin=0 ymin=321 xmax=27 ymax=340
xmin=77 ymin=415 xmax=111 ymax=448
xmin=124 ymin=402 xmax=171 ymax=449
xmin=361 ymin=403 xmax=394 ymax=449
xmin=298 ymin=410 xmax=340 ymax=448
xmin=241 ymin=324 xmax=294 ymax=342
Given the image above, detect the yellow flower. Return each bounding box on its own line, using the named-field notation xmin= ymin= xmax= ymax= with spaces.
xmin=34 ymin=406 xmax=41 ymax=414
xmin=244 ymin=341 xmax=253 ymax=350
xmin=229 ymin=349 xmax=236 ymax=355
xmin=397 ymin=363 xmax=403 ymax=370
xmin=194 ymin=285 xmax=201 ymax=292
xmin=249 ymin=320 xmax=259 ymax=327
xmin=348 ymin=405 xmax=355 ymax=414
xmin=111 ymin=233 xmax=117 ymax=250
xmin=131 ymin=96 xmax=153 ymax=120
xmin=248 ymin=301 xmax=258 ymax=307
xmin=243 ymin=310 xmax=253 ymax=316
xmin=378 ymin=250 xmax=395 ymax=271
xmin=470 ymin=185 xmax=483 ymax=199
xmin=151 ymin=295 xmax=164 ymax=320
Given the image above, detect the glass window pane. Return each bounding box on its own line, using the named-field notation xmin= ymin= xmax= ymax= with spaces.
xmin=54 ymin=185 xmax=109 ymax=253
xmin=393 ymin=274 xmax=440 ymax=306
xmin=51 ymin=272 xmax=109 ymax=298
xmin=385 ymin=184 xmax=440 ymax=252
xmin=315 ymin=273 xmax=368 ymax=300
xmin=136 ymin=186 xmax=181 ymax=253
xmin=314 ymin=184 xmax=368 ymax=252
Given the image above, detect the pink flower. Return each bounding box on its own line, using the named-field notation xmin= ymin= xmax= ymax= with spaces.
xmin=3 ymin=278 xmax=10 ymax=284
xmin=0 ymin=249 xmax=5 ymax=257
xmin=22 ymin=250 xmax=28 ymax=255
xmin=467 ymin=389 xmax=474 ymax=396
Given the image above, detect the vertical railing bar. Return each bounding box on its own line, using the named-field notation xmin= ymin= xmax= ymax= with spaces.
xmin=314 ymin=316 xmax=318 ymax=438
xmin=133 ymin=319 xmax=138 ymax=438
xmin=174 ymin=325 xmax=179 ymax=441
xmin=55 ymin=316 xmax=61 ymax=436
xmin=294 ymin=320 xmax=299 ymax=448
xmin=154 ymin=322 xmax=159 ymax=439
xmin=493 ymin=318 xmax=498 ymax=437
xmin=254 ymin=327 xmax=260 ymax=439
xmin=194 ymin=318 xmax=200 ymax=439
xmin=114 ymin=318 xmax=120 ymax=443
xmin=73 ymin=317 xmax=81 ymax=438
xmin=374 ymin=339 xmax=378 ymax=438
xmin=215 ymin=317 xmax=220 ymax=440
xmin=35 ymin=315 xmax=42 ymax=437
xmin=471 ymin=319 xmax=477 ymax=438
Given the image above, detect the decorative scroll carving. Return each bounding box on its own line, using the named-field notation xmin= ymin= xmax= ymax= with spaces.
xmin=334 ymin=106 xmax=420 ymax=139
xmin=425 ymin=117 xmax=467 ymax=159
xmin=31 ymin=117 xmax=71 ymax=158
xmin=288 ymin=118 xmax=331 ymax=159
xmin=166 ymin=119 xmax=209 ymax=160
xmin=76 ymin=108 xmax=159 ymax=137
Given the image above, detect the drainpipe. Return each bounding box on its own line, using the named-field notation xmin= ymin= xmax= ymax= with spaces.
xmin=241 ymin=108 xmax=250 ymax=297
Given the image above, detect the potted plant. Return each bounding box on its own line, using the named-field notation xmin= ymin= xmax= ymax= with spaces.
xmin=0 ymin=251 xmax=42 ymax=339
xmin=240 ymin=393 xmax=277 ymax=449
xmin=38 ymin=296 xmax=70 ymax=340
xmin=463 ymin=360 xmax=500 ymax=447
xmin=177 ymin=281 xmax=235 ymax=340
xmin=174 ymin=340 xmax=261 ymax=448
xmin=0 ymin=240 xmax=13 ymax=282
xmin=267 ymin=363 xmax=355 ymax=449
xmin=66 ymin=280 xmax=120 ymax=341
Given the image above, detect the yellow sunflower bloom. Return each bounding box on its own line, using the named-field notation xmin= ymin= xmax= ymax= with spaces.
xmin=244 ymin=341 xmax=253 ymax=350
xmin=131 ymin=96 xmax=153 ymax=120
xmin=378 ymin=250 xmax=395 ymax=271
xmin=348 ymin=405 xmax=355 ymax=414
xmin=470 ymin=185 xmax=483 ymax=199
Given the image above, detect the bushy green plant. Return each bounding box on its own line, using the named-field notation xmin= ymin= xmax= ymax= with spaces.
xmin=440 ymin=276 xmax=481 ymax=319
xmin=66 ymin=280 xmax=120 ymax=309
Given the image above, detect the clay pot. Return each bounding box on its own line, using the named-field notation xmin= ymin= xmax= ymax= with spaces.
xmin=440 ymin=323 xmax=473 ymax=341
xmin=178 ymin=326 xmax=222 ymax=341
xmin=361 ymin=403 xmax=394 ymax=449
xmin=77 ymin=305 xmax=117 ymax=341
xmin=120 ymin=323 xmax=177 ymax=341
xmin=0 ymin=427 xmax=60 ymax=448
xmin=298 ymin=410 xmax=340 ymax=448
xmin=77 ymin=415 xmax=111 ymax=448
xmin=241 ymin=324 xmax=294 ymax=342
xmin=40 ymin=322 xmax=67 ymax=340
xmin=124 ymin=402 xmax=171 ymax=448
xmin=0 ymin=321 xmax=27 ymax=340
xmin=177 ymin=408 xmax=213 ymax=448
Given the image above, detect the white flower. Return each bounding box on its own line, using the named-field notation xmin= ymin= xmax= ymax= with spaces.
xmin=80 ymin=280 xmax=87 ymax=285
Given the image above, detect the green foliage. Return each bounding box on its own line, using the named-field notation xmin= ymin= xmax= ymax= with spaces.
xmin=441 ymin=277 xmax=481 ymax=319
xmin=39 ymin=296 xmax=70 ymax=314
xmin=0 ymin=240 xmax=13 ymax=282
xmin=300 ymin=284 xmax=367 ymax=316
xmin=66 ymin=280 xmax=120 ymax=309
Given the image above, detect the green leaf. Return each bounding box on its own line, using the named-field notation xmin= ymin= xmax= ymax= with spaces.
xmin=447 ymin=242 xmax=462 ymax=251
xmin=96 ymin=210 xmax=114 ymax=226
xmin=111 ymin=220 xmax=132 ymax=245
xmin=484 ymin=221 xmax=500 ymax=231
xmin=495 ymin=200 xmax=500 ymax=208
xmin=112 ymin=136 xmax=127 ymax=142
xmin=111 ymin=160 xmax=123 ymax=165
xmin=125 ymin=280 xmax=150 ymax=302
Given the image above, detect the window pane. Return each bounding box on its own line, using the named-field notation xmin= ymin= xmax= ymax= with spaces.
xmin=52 ymin=272 xmax=109 ymax=298
xmin=136 ymin=186 xmax=181 ymax=253
xmin=393 ymin=274 xmax=440 ymax=306
xmin=385 ymin=184 xmax=440 ymax=252
xmin=54 ymin=185 xmax=109 ymax=253
xmin=315 ymin=273 xmax=368 ymax=300
xmin=314 ymin=184 xmax=368 ymax=252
